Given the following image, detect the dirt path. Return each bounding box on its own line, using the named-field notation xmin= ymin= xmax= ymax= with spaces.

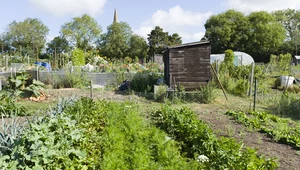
xmin=195 ymin=110 xmax=300 ymax=170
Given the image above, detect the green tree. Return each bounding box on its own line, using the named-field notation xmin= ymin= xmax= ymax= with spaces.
xmin=98 ymin=22 xmax=133 ymax=59
xmin=47 ymin=36 xmax=70 ymax=68
xmin=0 ymin=35 xmax=10 ymax=53
xmin=168 ymin=33 xmax=182 ymax=46
xmin=128 ymin=35 xmax=148 ymax=59
xmin=71 ymin=49 xmax=85 ymax=66
xmin=273 ymin=9 xmax=300 ymax=40
xmin=246 ymin=11 xmax=286 ymax=62
xmin=3 ymin=18 xmax=49 ymax=61
xmin=273 ymin=9 xmax=300 ymax=55
xmin=147 ymin=26 xmax=182 ymax=57
xmin=61 ymin=14 xmax=101 ymax=51
xmin=204 ymin=10 xmax=249 ymax=54
xmin=204 ymin=10 xmax=286 ymax=62
xmin=147 ymin=26 xmax=169 ymax=57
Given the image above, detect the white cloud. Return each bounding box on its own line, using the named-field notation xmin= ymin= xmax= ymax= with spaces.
xmin=135 ymin=5 xmax=212 ymax=43
xmin=179 ymin=32 xmax=205 ymax=42
xmin=225 ymin=0 xmax=300 ymax=13
xmin=28 ymin=0 xmax=107 ymax=17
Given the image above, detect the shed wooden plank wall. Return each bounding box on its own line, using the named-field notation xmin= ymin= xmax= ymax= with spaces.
xmin=166 ymin=43 xmax=211 ymax=90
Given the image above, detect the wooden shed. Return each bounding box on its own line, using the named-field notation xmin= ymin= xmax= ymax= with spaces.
xmin=294 ymin=55 xmax=300 ymax=66
xmin=163 ymin=41 xmax=211 ymax=91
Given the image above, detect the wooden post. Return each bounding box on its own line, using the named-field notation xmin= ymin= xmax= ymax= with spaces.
xmin=216 ymin=61 xmax=219 ymax=76
xmin=248 ymin=62 xmax=255 ymax=96
xmin=90 ymin=80 xmax=93 ymax=99
xmin=54 ymin=48 xmax=57 ymax=69
xmin=211 ymin=65 xmax=228 ymax=100
xmin=253 ymin=78 xmax=257 ymax=111
xmin=36 ymin=66 xmax=39 ymax=81
xmin=5 ymin=55 xmax=8 ymax=72
xmin=284 ymin=63 xmax=292 ymax=92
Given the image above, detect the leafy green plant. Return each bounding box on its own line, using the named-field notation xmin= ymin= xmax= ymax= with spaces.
xmin=6 ymin=72 xmax=31 ymax=90
xmin=0 ymin=116 xmax=26 ymax=156
xmin=226 ymin=110 xmax=300 ymax=149
xmin=0 ymin=98 xmax=27 ymax=117
xmin=1 ymin=72 xmax=47 ymax=99
xmin=232 ymin=79 xmax=249 ymax=97
xmin=24 ymin=79 xmax=46 ymax=97
xmin=151 ymin=105 xmax=278 ymax=169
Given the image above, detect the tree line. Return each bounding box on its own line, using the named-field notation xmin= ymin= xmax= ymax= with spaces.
xmin=0 ymin=14 xmax=182 ymax=67
xmin=204 ymin=9 xmax=300 ymax=62
xmin=0 ymin=9 xmax=300 ymax=66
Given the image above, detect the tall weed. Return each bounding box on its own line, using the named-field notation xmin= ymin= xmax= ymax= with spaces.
xmin=271 ymin=92 xmax=300 ymax=119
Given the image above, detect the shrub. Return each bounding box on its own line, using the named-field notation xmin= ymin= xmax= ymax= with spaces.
xmin=64 ymin=70 xmax=90 ymax=88
xmin=154 ymin=85 xmax=167 ymax=102
xmin=183 ymin=83 xmax=217 ymax=104
xmin=272 ymin=92 xmax=300 ymax=119
xmin=72 ymin=49 xmax=85 ymax=66
xmin=231 ymin=79 xmax=249 ymax=97
xmin=198 ymin=83 xmax=217 ymax=103
xmin=130 ymin=70 xmax=163 ymax=93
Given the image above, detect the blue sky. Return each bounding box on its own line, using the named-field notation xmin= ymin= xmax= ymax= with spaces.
xmin=1 ymin=0 xmax=300 ymax=43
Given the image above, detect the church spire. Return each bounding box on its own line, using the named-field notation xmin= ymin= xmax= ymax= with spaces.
xmin=113 ymin=9 xmax=118 ymax=23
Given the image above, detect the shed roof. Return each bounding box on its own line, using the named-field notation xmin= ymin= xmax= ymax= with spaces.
xmin=168 ymin=41 xmax=210 ymax=49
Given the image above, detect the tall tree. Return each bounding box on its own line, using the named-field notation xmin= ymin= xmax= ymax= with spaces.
xmin=204 ymin=10 xmax=286 ymax=62
xmin=147 ymin=26 xmax=168 ymax=57
xmin=47 ymin=36 xmax=70 ymax=68
xmin=3 ymin=18 xmax=49 ymax=61
xmin=273 ymin=9 xmax=300 ymax=55
xmin=246 ymin=11 xmax=286 ymax=62
xmin=0 ymin=35 xmax=10 ymax=53
xmin=128 ymin=34 xmax=148 ymax=59
xmin=98 ymin=22 xmax=133 ymax=59
xmin=147 ymin=26 xmax=182 ymax=57
xmin=168 ymin=33 xmax=182 ymax=46
xmin=204 ymin=10 xmax=249 ymax=54
xmin=61 ymin=14 xmax=101 ymax=51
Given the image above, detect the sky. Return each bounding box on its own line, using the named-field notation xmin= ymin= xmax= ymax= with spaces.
xmin=1 ymin=0 xmax=300 ymax=43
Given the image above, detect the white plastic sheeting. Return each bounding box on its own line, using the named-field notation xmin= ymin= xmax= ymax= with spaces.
xmin=210 ymin=51 xmax=255 ymax=66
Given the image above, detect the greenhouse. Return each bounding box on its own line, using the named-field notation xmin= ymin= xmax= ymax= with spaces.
xmin=210 ymin=51 xmax=255 ymax=66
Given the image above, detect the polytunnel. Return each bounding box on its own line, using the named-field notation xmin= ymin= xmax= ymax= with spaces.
xmin=210 ymin=51 xmax=255 ymax=66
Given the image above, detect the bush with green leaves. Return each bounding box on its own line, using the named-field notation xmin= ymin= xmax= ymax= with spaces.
xmin=130 ymin=70 xmax=163 ymax=93
xmin=271 ymin=92 xmax=300 ymax=119
xmin=0 ymin=72 xmax=46 ymax=99
xmin=269 ymin=54 xmax=292 ymax=75
xmin=71 ymin=49 xmax=85 ymax=66
xmin=0 ymin=98 xmax=27 ymax=117
xmin=50 ymin=69 xmax=90 ymax=89
xmin=65 ymin=70 xmax=90 ymax=88
xmin=231 ymin=79 xmax=249 ymax=97
xmin=0 ymin=116 xmax=26 ymax=156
